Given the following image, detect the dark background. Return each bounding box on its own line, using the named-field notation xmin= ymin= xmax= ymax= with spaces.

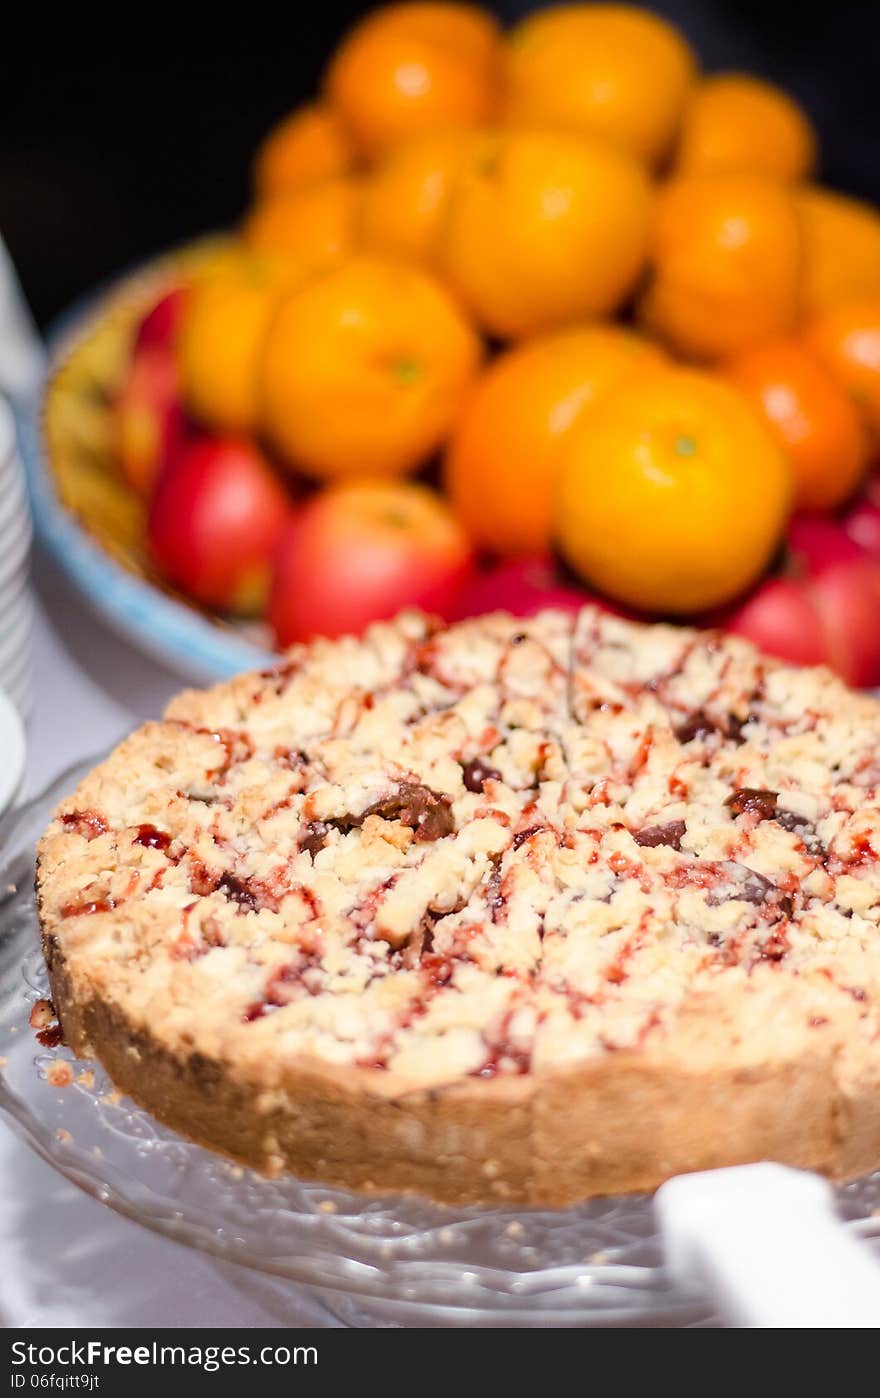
xmin=3 ymin=0 xmax=878 ymax=329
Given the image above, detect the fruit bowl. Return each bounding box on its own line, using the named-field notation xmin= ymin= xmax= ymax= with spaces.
xmin=18 ymin=240 xmax=276 ymax=683
xmin=19 ymin=237 xmax=880 ymax=690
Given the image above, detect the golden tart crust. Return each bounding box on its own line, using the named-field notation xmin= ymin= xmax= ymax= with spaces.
xmin=36 ymin=608 xmax=880 ymax=1203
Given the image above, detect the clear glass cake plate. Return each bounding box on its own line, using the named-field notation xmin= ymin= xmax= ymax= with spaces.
xmin=2 ymin=764 xmax=879 ymax=1327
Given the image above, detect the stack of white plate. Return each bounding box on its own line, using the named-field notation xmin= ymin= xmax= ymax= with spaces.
xmin=0 ymin=395 xmax=33 ymax=718
xmin=0 ymin=685 xmax=25 ymax=814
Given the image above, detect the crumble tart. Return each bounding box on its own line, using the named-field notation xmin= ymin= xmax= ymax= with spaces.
xmin=36 ymin=608 xmax=880 ymax=1204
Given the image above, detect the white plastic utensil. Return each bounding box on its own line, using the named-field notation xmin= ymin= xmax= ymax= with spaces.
xmin=657 ymin=1162 xmax=880 ymax=1327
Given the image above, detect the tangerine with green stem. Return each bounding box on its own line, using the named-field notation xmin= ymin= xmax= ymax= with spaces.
xmin=555 ymin=367 xmax=792 ymax=614
xmin=259 ymin=256 xmax=482 ymax=480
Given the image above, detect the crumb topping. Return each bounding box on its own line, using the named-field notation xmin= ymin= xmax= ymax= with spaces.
xmin=37 ymin=608 xmax=880 ymax=1089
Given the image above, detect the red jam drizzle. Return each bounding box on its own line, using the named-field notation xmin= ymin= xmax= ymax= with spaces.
xmin=604 ymin=941 xmax=637 ymax=985
xmin=512 ymin=824 xmax=547 ymax=850
xmin=60 ymin=896 xmax=114 ymax=918
xmin=170 ymin=722 xmax=254 ymax=776
xmin=756 ymin=924 xmax=790 ymax=964
xmin=421 ymin=952 xmax=455 ymax=988
xmin=243 ymin=951 xmax=323 ymax=1022
xmin=242 ymin=1000 xmax=271 ymax=1022
xmin=187 ymin=858 xmax=218 ymax=896
xmin=217 ymin=872 xmax=261 ymax=911
xmin=474 ymin=1042 xmax=531 ymax=1078
xmin=471 ymin=1006 xmax=532 ymax=1078
xmin=843 ymin=834 xmax=878 ymax=868
xmin=133 ymin=824 xmax=171 ymax=851
xmin=60 ymin=810 xmax=108 ymax=841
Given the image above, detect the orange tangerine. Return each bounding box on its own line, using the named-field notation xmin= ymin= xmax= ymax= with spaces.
xmin=445 ymin=324 xmax=666 ymax=556
xmin=177 ymin=252 xmax=308 ymax=435
xmin=439 ymin=127 xmax=653 ymax=339
xmin=676 ymin=73 xmax=816 ymax=180
xmin=555 ymin=367 xmax=792 ymax=613
xmin=324 ymin=3 xmax=501 ymax=159
xmin=797 ymin=186 xmax=880 ymax=316
xmin=805 ymin=296 xmax=880 ymax=439
xmin=503 ymin=4 xmax=697 ymax=166
xmin=260 ymin=255 xmax=482 ymax=480
xmin=639 ymin=173 xmax=802 ymax=360
xmin=243 ymin=177 xmax=362 ymax=275
xmin=727 ymin=338 xmax=869 ymax=511
xmin=252 ymin=103 xmax=355 ymax=197
xmin=360 ymin=130 xmax=474 ymax=268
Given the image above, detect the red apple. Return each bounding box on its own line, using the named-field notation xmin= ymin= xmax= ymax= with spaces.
xmin=269 ymin=482 xmax=475 ymax=645
xmin=134 ymin=286 xmax=189 ymax=353
xmin=148 ymin=436 xmax=293 ymax=613
xmin=844 ymin=496 xmax=880 ymax=561
xmin=722 ymin=516 xmax=880 ymax=687
xmin=114 ymin=343 xmax=185 ymax=496
xmin=451 ymin=555 xmax=619 ymax=620
xmin=720 ymin=577 xmax=827 ymax=669
xmin=808 ymin=561 xmax=880 ymax=688
xmin=789 ymin=515 xmax=864 ymax=569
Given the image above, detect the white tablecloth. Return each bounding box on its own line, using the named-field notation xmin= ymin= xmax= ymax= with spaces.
xmin=0 ymin=550 xmax=342 ymax=1328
